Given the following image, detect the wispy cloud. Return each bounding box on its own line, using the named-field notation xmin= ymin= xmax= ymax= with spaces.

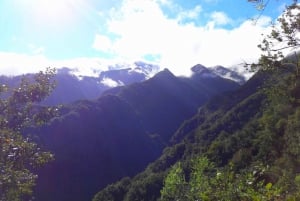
xmin=203 ymin=0 xmax=220 ymax=4
xmin=177 ymin=5 xmax=202 ymax=22
xmin=28 ymin=44 xmax=45 ymax=55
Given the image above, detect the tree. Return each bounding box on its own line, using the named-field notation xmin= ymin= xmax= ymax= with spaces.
xmin=249 ymin=1 xmax=300 ymax=74
xmin=187 ymin=157 xmax=214 ymax=201
xmin=160 ymin=157 xmax=282 ymax=201
xmin=160 ymin=162 xmax=186 ymax=201
xmin=0 ymin=68 xmax=57 ymax=201
xmin=248 ymin=0 xmax=271 ymax=16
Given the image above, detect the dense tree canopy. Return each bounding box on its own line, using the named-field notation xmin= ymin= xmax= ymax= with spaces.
xmin=0 ymin=68 xmax=57 ymax=201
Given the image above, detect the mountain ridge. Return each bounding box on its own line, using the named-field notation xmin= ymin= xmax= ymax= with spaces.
xmin=191 ymin=64 xmax=246 ymax=84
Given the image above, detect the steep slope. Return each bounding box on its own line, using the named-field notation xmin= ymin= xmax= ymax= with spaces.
xmin=31 ymin=69 xmax=239 ymax=201
xmin=92 ymin=69 xmax=272 ymax=201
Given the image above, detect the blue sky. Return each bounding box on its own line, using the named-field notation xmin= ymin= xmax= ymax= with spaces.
xmin=0 ymin=0 xmax=293 ymax=76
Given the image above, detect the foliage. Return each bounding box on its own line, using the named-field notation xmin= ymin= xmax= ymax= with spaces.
xmin=160 ymin=157 xmax=284 ymax=201
xmin=93 ymin=177 xmax=131 ymax=201
xmin=249 ymin=1 xmax=300 ymax=74
xmin=0 ymin=68 xmax=57 ymax=201
xmin=124 ymin=173 xmax=164 ymax=201
xmin=160 ymin=162 xmax=186 ymax=201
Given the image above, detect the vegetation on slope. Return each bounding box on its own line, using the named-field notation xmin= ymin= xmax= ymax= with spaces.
xmin=160 ymin=70 xmax=300 ymax=201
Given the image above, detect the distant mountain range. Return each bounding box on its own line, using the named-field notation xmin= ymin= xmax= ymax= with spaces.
xmin=28 ymin=67 xmax=240 ymax=201
xmin=0 ymin=62 xmax=246 ymax=106
xmin=0 ymin=61 xmax=160 ymax=105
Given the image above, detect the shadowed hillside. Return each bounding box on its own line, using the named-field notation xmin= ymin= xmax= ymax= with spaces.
xmin=31 ymin=68 xmax=239 ymax=201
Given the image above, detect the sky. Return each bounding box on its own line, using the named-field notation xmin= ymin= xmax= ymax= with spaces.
xmin=0 ymin=0 xmax=293 ymax=76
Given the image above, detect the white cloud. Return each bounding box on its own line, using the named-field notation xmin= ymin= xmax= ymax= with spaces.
xmin=0 ymin=52 xmax=109 ymax=77
xmin=101 ymin=77 xmax=124 ymax=87
xmin=93 ymin=34 xmax=114 ymax=52
xmin=91 ymin=0 xmax=271 ymax=76
xmin=0 ymin=52 xmax=51 ymax=75
xmin=210 ymin=11 xmax=232 ymax=26
xmin=0 ymin=0 xmax=274 ymax=78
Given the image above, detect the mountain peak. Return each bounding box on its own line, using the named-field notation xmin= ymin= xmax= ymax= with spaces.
xmin=57 ymin=67 xmax=73 ymax=75
xmin=191 ymin=64 xmax=210 ymax=74
xmin=153 ymin=68 xmax=175 ymax=79
xmin=190 ymin=64 xmax=218 ymax=79
xmin=190 ymin=64 xmax=246 ymax=84
xmin=211 ymin=65 xmax=246 ymax=84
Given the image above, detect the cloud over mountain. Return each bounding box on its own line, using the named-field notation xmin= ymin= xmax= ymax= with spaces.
xmin=0 ymin=0 xmax=277 ymax=77
xmin=92 ymin=0 xmax=272 ymax=76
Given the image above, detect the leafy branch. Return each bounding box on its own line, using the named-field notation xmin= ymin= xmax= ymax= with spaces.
xmin=246 ymin=1 xmax=300 ymax=75
xmin=0 ymin=67 xmax=58 ymax=201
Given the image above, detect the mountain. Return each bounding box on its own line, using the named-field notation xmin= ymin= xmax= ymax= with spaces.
xmin=211 ymin=65 xmax=247 ymax=84
xmin=0 ymin=63 xmax=244 ymax=106
xmin=30 ymin=68 xmax=239 ymax=201
xmin=191 ymin=64 xmax=246 ymax=84
xmin=41 ymin=67 xmax=107 ymax=105
xmin=92 ymin=66 xmax=300 ymax=200
xmin=0 ymin=62 xmax=160 ymax=106
xmin=106 ymin=61 xmax=160 ymax=78
xmin=99 ymin=61 xmax=160 ymax=86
